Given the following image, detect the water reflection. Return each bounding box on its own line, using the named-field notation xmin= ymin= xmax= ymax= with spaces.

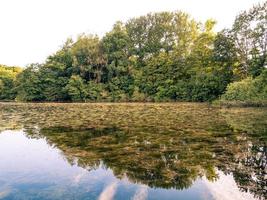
xmin=0 ymin=103 xmax=266 ymax=199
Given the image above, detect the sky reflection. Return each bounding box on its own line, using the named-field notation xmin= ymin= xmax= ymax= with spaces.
xmin=0 ymin=130 xmax=260 ymax=200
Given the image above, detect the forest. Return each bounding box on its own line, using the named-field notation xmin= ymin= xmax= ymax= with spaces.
xmin=0 ymin=2 xmax=266 ymax=103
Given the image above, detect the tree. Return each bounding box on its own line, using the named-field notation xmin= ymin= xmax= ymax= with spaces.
xmin=65 ymin=75 xmax=87 ymax=101
xmin=186 ymin=20 xmax=224 ymax=101
xmin=231 ymin=1 xmax=267 ymax=77
xmin=15 ymin=64 xmax=44 ymax=101
xmin=0 ymin=65 xmax=22 ymax=100
xmin=102 ymin=22 xmax=134 ymax=98
xmin=126 ymin=11 xmax=198 ymax=66
xmin=2 ymin=3 xmax=266 ymax=103
xmin=71 ymin=34 xmax=106 ymax=83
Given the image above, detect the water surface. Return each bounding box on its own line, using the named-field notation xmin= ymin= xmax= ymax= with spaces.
xmin=0 ymin=103 xmax=266 ymax=200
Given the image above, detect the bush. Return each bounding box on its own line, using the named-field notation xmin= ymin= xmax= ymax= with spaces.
xmin=221 ymin=78 xmax=258 ymax=101
xmin=220 ymin=69 xmax=267 ymax=103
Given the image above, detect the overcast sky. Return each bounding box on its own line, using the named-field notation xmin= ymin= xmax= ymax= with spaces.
xmin=0 ymin=0 xmax=264 ymax=67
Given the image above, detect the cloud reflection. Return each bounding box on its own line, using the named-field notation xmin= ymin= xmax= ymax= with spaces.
xmin=203 ymin=171 xmax=258 ymax=200
xmin=0 ymin=187 xmax=11 ymax=199
xmin=98 ymin=182 xmax=118 ymax=200
xmin=132 ymin=186 xmax=148 ymax=200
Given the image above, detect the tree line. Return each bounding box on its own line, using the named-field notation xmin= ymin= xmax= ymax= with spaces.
xmin=0 ymin=2 xmax=266 ymax=102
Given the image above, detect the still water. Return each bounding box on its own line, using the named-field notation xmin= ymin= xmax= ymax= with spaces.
xmin=0 ymin=103 xmax=266 ymax=200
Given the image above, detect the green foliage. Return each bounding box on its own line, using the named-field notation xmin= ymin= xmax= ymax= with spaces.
xmin=1 ymin=2 xmax=266 ymax=103
xmin=15 ymin=64 xmax=44 ymax=101
xmin=221 ymin=69 xmax=267 ymax=101
xmin=0 ymin=65 xmax=22 ymax=100
xmin=65 ymin=75 xmax=87 ymax=101
xmin=86 ymin=81 xmax=104 ymax=101
xmin=221 ymin=78 xmax=258 ymax=101
xmin=38 ymin=65 xmax=69 ymax=101
xmin=131 ymin=87 xmax=146 ymax=101
xmin=230 ymin=1 xmax=267 ymax=78
xmin=188 ymin=73 xmax=223 ymax=102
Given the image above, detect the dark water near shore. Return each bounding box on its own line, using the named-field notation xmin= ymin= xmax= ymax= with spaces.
xmin=0 ymin=103 xmax=266 ymax=200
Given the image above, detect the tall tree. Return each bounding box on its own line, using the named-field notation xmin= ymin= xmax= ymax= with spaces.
xmin=231 ymin=1 xmax=267 ymax=77
xmin=71 ymin=34 xmax=106 ymax=83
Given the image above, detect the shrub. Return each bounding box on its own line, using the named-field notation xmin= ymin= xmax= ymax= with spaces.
xmin=221 ymin=69 xmax=267 ymax=101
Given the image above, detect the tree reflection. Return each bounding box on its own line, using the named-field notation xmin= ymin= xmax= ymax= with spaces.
xmin=0 ymin=103 xmax=266 ymax=199
xmin=26 ymin=122 xmax=266 ymax=199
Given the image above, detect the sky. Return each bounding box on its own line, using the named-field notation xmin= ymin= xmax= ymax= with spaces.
xmin=0 ymin=0 xmax=265 ymax=67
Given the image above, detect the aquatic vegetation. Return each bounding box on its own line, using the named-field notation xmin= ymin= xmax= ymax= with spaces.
xmin=0 ymin=103 xmax=266 ymax=199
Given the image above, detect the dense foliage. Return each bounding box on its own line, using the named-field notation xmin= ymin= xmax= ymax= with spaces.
xmin=0 ymin=2 xmax=266 ymax=102
xmin=0 ymin=65 xmax=22 ymax=100
xmin=221 ymin=69 xmax=267 ymax=101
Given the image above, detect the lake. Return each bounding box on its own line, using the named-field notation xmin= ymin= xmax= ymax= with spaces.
xmin=0 ymin=103 xmax=266 ymax=200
